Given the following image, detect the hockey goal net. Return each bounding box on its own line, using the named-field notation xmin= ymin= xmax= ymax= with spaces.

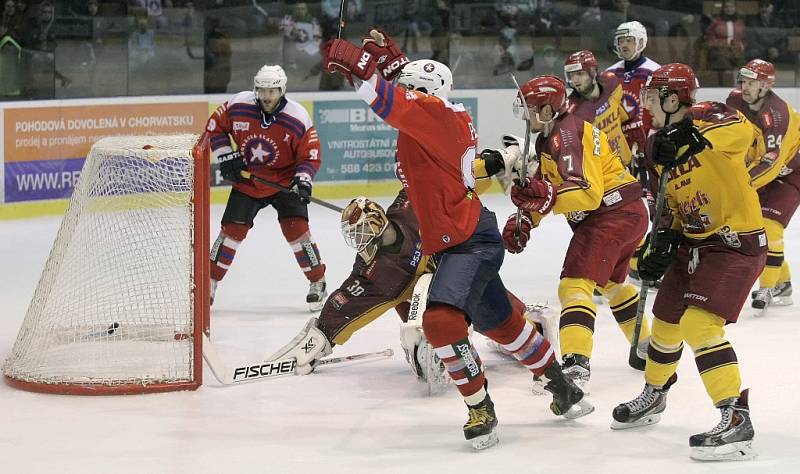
xmin=3 ymin=134 xmax=210 ymax=395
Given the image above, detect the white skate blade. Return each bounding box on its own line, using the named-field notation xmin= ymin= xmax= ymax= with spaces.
xmin=531 ymin=378 xmax=547 ymax=396
xmin=690 ymin=440 xmax=756 ymax=462
xmin=773 ymin=295 xmax=793 ymax=307
xmin=469 ymin=430 xmax=499 ymax=451
xmin=753 ymin=305 xmax=768 ymax=318
xmin=610 ymin=413 xmax=662 ymax=430
xmin=560 ymin=398 xmax=595 ymax=420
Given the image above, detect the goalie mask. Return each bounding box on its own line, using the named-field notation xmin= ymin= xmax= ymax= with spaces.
xmin=341 ymin=197 xmax=389 ymax=262
xmin=397 ymin=60 xmax=453 ymax=100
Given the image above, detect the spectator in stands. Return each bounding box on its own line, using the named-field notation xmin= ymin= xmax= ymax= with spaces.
xmin=429 ymin=0 xmax=450 ymax=65
xmin=128 ymin=10 xmax=155 ymax=70
xmin=745 ymin=0 xmax=792 ymax=64
xmin=192 ymin=16 xmax=231 ymax=93
xmin=1 ymin=0 xmax=22 ymax=38
xmin=279 ymin=2 xmax=321 ymax=72
xmin=21 ymin=0 xmax=71 ymax=98
xmin=704 ymin=0 xmax=746 ymax=78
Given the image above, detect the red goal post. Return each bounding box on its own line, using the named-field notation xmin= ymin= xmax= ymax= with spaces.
xmin=3 ymin=134 xmax=210 ymax=395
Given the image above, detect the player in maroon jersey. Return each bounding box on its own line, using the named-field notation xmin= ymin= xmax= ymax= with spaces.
xmin=726 ymin=59 xmax=799 ymax=315
xmin=205 ymin=65 xmax=327 ymax=311
xmin=318 ymin=28 xmax=592 ymax=450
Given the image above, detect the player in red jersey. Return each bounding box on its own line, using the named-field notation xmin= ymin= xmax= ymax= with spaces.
xmin=205 ymin=65 xmax=327 ymax=311
xmin=606 ymin=21 xmax=660 ymax=158
xmin=319 ymin=29 xmax=592 ymax=450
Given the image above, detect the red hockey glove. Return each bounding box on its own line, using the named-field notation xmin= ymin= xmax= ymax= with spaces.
xmin=361 ymin=28 xmax=409 ymax=81
xmin=502 ymin=211 xmax=534 ymax=254
xmin=510 ymin=177 xmax=556 ymax=214
xmin=321 ymin=39 xmax=377 ymax=82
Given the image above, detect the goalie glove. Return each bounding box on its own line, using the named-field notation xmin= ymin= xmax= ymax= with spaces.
xmin=218 ymin=150 xmax=246 ymax=183
xmin=361 ymin=28 xmax=409 ymax=81
xmin=652 ymin=117 xmax=712 ymax=168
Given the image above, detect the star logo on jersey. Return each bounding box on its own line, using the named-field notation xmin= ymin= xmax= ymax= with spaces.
xmin=245 ymin=136 xmax=279 ymax=166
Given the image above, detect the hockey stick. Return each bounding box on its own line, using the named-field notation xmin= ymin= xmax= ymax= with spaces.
xmin=509 ymin=73 xmax=533 ymax=247
xmin=628 ymin=170 xmax=670 ymax=370
xmin=336 ymin=0 xmax=346 ymax=39
xmin=239 ymin=171 xmax=344 ymax=213
xmin=202 ymin=334 xmax=392 ymax=385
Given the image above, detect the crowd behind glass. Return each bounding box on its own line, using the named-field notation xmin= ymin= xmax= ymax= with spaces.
xmin=1 ymin=0 xmax=799 ymax=100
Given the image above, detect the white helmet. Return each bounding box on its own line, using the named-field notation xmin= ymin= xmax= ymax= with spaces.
xmin=397 ymin=60 xmax=453 ymax=100
xmin=613 ymin=21 xmax=648 ymax=60
xmin=253 ymin=65 xmax=287 ymax=95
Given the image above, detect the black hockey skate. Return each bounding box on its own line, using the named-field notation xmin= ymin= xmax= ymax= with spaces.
xmin=543 ymin=361 xmax=594 ymax=419
xmin=611 ymin=373 xmax=677 ymax=429
xmin=689 ymin=389 xmax=756 ymax=461
xmin=562 ymin=353 xmax=591 ymax=394
xmin=463 ymin=394 xmax=499 ymax=451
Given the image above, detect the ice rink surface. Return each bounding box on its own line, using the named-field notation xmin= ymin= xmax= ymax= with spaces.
xmin=1 ymin=194 xmax=798 ymax=473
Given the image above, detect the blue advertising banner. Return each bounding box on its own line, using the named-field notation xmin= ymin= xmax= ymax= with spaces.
xmin=4 ymin=158 xmax=84 ymax=202
xmin=313 ymin=98 xmax=478 ymax=182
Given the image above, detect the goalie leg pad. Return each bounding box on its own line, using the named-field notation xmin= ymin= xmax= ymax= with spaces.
xmin=266 ymin=317 xmax=332 ymax=374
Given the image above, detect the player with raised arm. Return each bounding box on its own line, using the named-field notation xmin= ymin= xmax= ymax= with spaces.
xmin=268 ymin=183 xmax=553 ymax=395
xmin=318 ymin=28 xmax=592 ymax=450
xmin=726 ymin=59 xmax=799 ymax=315
xmin=501 ymin=75 xmax=650 ymax=392
xmin=205 ymin=65 xmax=327 ymax=311
xmin=611 ymin=64 xmax=766 ymax=462
xmin=564 ymin=50 xmax=633 ymax=168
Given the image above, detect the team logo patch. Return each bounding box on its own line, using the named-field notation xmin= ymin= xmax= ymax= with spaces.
xmin=233 ymin=121 xmax=250 ymax=131
xmin=330 ymin=291 xmax=349 ymax=310
xmin=206 ymin=119 xmax=217 ymax=132
xmin=424 ymin=62 xmax=435 ymax=72
xmin=245 ymin=136 xmax=278 ymax=165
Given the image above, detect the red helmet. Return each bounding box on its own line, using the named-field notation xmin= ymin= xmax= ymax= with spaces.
xmin=517 ymin=75 xmax=567 ymax=118
xmin=646 ymin=63 xmax=699 ymax=105
xmin=564 ymin=50 xmax=598 ymax=77
xmin=738 ymin=59 xmax=775 ymax=86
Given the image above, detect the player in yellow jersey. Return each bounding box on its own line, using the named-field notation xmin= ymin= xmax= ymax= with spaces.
xmin=498 ymin=75 xmax=651 ymax=393
xmin=564 ymin=50 xmax=635 ymax=168
xmin=726 ymin=59 xmax=799 ymax=315
xmin=611 ymin=63 xmax=765 ymax=462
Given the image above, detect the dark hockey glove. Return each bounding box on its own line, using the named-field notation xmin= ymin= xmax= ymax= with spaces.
xmin=652 ymin=117 xmax=712 ymax=168
xmin=321 ymin=39 xmax=376 ymax=82
xmin=290 ymin=174 xmax=313 ymax=205
xmin=510 ymin=177 xmax=556 ymax=215
xmin=218 ymin=151 xmax=246 ymax=183
xmin=361 ymin=28 xmax=409 ymax=81
xmin=502 ymin=211 xmax=534 ymax=254
xmin=480 ymin=149 xmax=506 ymax=176
xmin=638 ymin=228 xmax=683 ymax=282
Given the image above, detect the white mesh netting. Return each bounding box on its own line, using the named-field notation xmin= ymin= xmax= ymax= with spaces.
xmin=3 ymin=135 xmax=202 ymax=391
